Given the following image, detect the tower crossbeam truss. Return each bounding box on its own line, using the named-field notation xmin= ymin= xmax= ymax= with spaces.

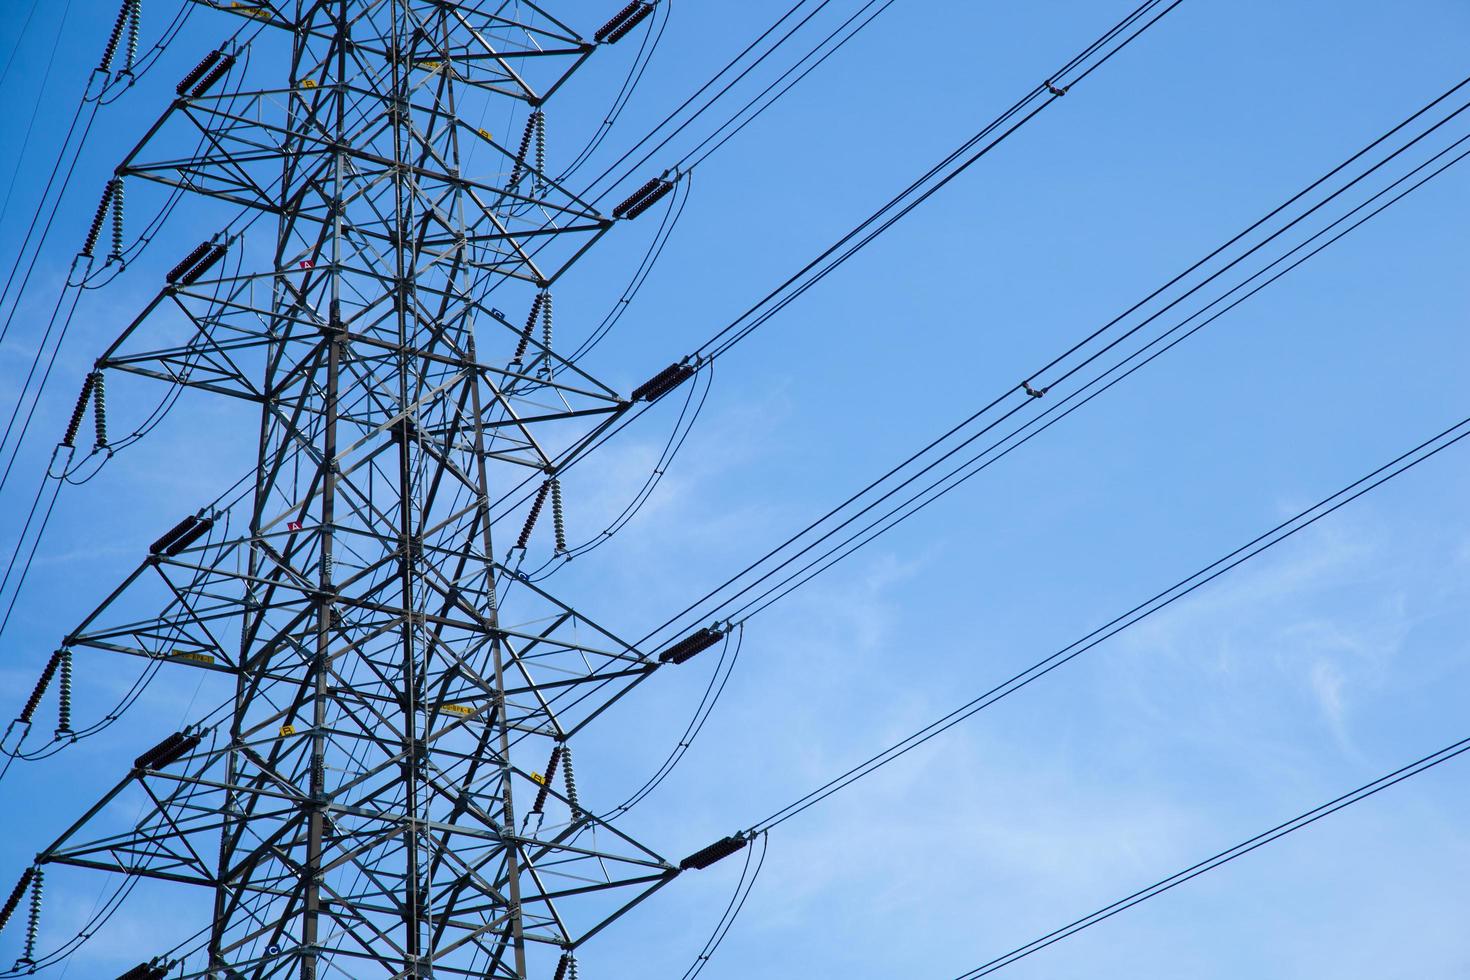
xmin=36 ymin=3 xmax=673 ymax=978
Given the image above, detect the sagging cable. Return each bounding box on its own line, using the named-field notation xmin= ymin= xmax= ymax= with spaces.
xmin=629 ymin=360 xmax=696 ymax=403
xmin=680 ymin=833 xmax=748 ymax=871
xmin=133 ymin=731 xmax=201 ymax=773
xmin=596 ymin=1 xmax=655 ymax=45
xmin=657 ymin=626 xmax=724 ymax=666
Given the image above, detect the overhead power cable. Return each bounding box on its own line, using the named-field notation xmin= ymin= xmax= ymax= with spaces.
xmin=738 ymin=411 xmax=1470 ymax=834
xmin=950 ymin=732 xmax=1470 ymax=977
xmin=630 ymin=70 xmax=1470 ymax=651
xmin=483 ymin=0 xmax=1183 ymax=537
xmin=580 ymin=0 xmax=838 ymax=200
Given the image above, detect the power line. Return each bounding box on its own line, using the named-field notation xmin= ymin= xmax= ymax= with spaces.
xmin=743 ymin=411 xmax=1470 ymax=833
xmin=950 ymin=733 xmax=1470 ymax=977
xmin=631 ymin=72 xmax=1470 ymax=650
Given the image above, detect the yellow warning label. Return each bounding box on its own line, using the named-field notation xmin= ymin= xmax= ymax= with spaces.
xmin=230 ymin=3 xmax=272 ymax=20
xmin=279 ymin=724 xmax=297 ymax=737
xmin=442 ymin=704 xmax=475 ymax=717
xmin=530 ymin=771 xmax=547 ymax=786
xmin=172 ymin=651 xmax=215 ymax=665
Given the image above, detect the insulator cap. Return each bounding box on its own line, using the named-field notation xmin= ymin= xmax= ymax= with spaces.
xmin=657 ymin=626 xmax=724 ymax=665
xmin=629 ymin=361 xmax=695 ymax=403
xmin=679 ymin=834 xmax=747 ymax=871
xmin=176 ymin=50 xmax=222 ymax=95
xmin=597 ymin=1 xmax=655 ymax=44
xmin=133 ymin=731 xmax=201 ymax=773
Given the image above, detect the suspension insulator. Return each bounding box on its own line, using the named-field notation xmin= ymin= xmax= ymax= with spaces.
xmin=175 ymin=243 xmax=228 ymax=286
xmin=19 ymin=866 xmax=42 ymax=965
xmin=552 ymin=952 xmax=572 ymax=980
xmin=530 ymin=744 xmax=563 ymax=813
xmin=516 ymin=480 xmax=552 ymax=550
xmin=92 ymin=371 xmax=108 ymax=449
xmin=620 ymin=178 xmax=674 ymax=220
xmin=0 ymin=869 xmax=34 ymax=933
xmin=149 ymin=515 xmax=199 ymax=555
xmin=657 ymin=626 xmax=724 ymax=666
xmin=109 ymin=178 xmax=126 ymax=260
xmin=188 ymin=52 xmax=237 ymax=98
xmin=133 ymin=731 xmax=201 ymax=773
xmin=513 ymin=293 xmax=545 ymax=362
xmin=56 ymin=650 xmax=73 ymax=738
xmin=18 ymin=652 xmax=61 ymax=725
xmin=163 ymin=516 xmax=215 ymax=556
xmin=596 ymin=1 xmax=654 ymax=44
xmin=117 ymin=962 xmax=168 ymax=980
xmin=611 ymin=176 xmax=662 ymax=219
xmin=510 ymin=111 xmax=541 ymax=188
xmin=629 ymin=361 xmax=695 ymax=403
xmin=124 ymin=0 xmax=140 ymax=73
xmin=534 ymin=111 xmax=547 ymax=192
xmin=97 ymin=0 xmax=132 ymax=74
xmin=61 ymin=373 xmax=97 ymax=448
xmin=165 ymin=241 xmax=212 ymax=284
xmin=550 ymin=477 xmax=567 ymax=553
xmin=81 ymin=180 xmax=117 ymax=258
xmin=561 ymin=744 xmax=580 ymax=815
xmin=176 ymin=49 xmax=222 ymax=95
xmin=679 ymin=834 xmax=747 ymax=871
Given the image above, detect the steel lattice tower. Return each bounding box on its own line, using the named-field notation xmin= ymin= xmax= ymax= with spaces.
xmin=25 ymin=2 xmax=698 ymax=977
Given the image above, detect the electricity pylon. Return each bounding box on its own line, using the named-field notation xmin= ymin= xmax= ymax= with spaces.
xmin=17 ymin=2 xmax=708 ymax=977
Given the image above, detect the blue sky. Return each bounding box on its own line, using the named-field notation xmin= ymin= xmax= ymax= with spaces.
xmin=0 ymin=0 xmax=1468 ymax=977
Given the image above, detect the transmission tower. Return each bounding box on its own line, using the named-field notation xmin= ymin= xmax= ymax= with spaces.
xmin=5 ymin=2 xmax=736 ymax=977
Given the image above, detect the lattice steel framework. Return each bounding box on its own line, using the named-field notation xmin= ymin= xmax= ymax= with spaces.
xmin=29 ymin=2 xmax=686 ymax=977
